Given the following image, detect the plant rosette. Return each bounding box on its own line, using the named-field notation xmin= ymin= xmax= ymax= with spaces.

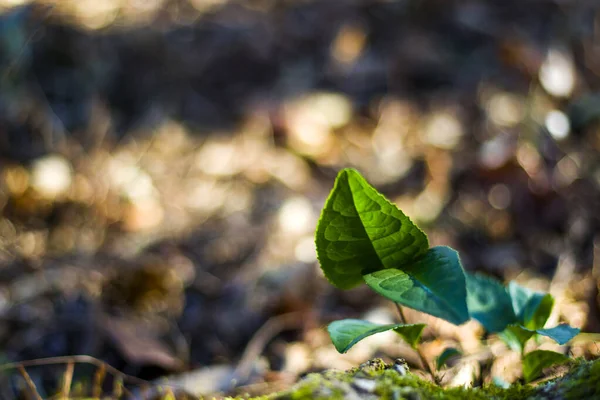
xmin=315 ymin=169 xmax=580 ymax=383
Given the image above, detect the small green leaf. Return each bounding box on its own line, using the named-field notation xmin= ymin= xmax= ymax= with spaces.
xmin=525 ymin=294 xmax=554 ymax=330
xmin=363 ymin=247 xmax=469 ymax=325
xmin=508 ymin=282 xmax=554 ymax=329
xmin=522 ymin=350 xmax=569 ymax=383
xmin=499 ymin=325 xmax=535 ymax=353
xmin=436 ymin=348 xmax=462 ymax=370
xmin=499 ymin=323 xmax=579 ymax=353
xmin=315 ymin=169 xmax=429 ymax=289
xmin=466 ymin=273 xmax=516 ymax=332
xmin=327 ymin=319 xmax=420 ymax=353
xmin=536 ymin=324 xmax=580 ymax=345
xmin=393 ymin=323 xmax=426 ymax=349
xmin=508 ymin=281 xmax=537 ymax=318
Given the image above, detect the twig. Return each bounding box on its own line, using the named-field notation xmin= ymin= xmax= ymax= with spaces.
xmin=0 ymin=355 xmax=148 ymax=386
xmin=60 ymin=361 xmax=74 ymax=399
xmin=17 ymin=365 xmax=43 ymax=400
xmin=93 ymin=363 xmax=106 ymax=399
xmin=393 ymin=303 xmax=437 ymax=382
xmin=0 ymin=355 xmax=187 ymax=398
xmin=113 ymin=376 xmax=124 ymax=399
xmin=234 ymin=312 xmax=306 ymax=385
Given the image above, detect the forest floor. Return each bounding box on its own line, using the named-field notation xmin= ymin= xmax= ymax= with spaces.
xmin=0 ymin=0 xmax=600 ymax=398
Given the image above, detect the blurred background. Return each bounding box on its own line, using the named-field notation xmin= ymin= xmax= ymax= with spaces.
xmin=0 ymin=0 xmax=600 ymax=397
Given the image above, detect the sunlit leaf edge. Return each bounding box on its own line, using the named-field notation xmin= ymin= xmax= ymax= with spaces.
xmin=327 ymin=319 xmax=424 ymax=353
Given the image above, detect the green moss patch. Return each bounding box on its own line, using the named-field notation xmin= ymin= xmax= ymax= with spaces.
xmin=261 ymin=358 xmax=600 ymax=400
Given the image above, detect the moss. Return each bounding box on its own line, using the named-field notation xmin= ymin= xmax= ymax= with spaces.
xmin=530 ymin=358 xmax=600 ymax=400
xmin=347 ymin=358 xmax=389 ymax=376
xmin=273 ymin=371 xmax=352 ymax=400
xmin=259 ymin=358 xmax=600 ymax=400
xmin=370 ymin=369 xmax=534 ymax=400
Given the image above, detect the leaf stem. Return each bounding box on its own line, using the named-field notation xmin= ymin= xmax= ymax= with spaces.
xmin=394 ymin=302 xmax=437 ymax=382
xmin=394 ymin=302 xmax=407 ymax=323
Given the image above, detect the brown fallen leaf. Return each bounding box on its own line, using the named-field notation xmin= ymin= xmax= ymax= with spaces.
xmin=101 ymin=315 xmax=184 ymax=371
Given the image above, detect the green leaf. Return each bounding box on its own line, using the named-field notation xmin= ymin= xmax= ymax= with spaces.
xmin=508 ymin=281 xmax=537 ymax=317
xmin=525 ymin=294 xmax=554 ymax=330
xmin=522 ymin=350 xmax=569 ymax=383
xmin=393 ymin=323 xmax=426 ymax=349
xmin=315 ymin=169 xmax=428 ymax=289
xmin=499 ymin=325 xmax=535 ymax=353
xmin=466 ymin=273 xmax=517 ymax=332
xmin=508 ymin=282 xmax=554 ymax=329
xmin=436 ymin=347 xmax=462 ymax=370
xmin=363 ymin=247 xmax=470 ymax=325
xmin=327 ymin=319 xmax=423 ymax=353
xmin=536 ymin=324 xmax=580 ymax=345
xmin=499 ymin=323 xmax=580 ymax=353
xmin=315 ymin=170 xmax=469 ymax=326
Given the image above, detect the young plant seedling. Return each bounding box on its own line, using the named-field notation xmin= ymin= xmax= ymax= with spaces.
xmin=466 ymin=273 xmax=578 ymax=383
xmin=315 ymin=168 xmax=580 ymax=384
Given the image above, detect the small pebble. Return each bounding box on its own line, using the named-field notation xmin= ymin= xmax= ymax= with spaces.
xmin=393 ymin=359 xmax=409 ymax=376
xmin=352 ymin=378 xmax=377 ymax=393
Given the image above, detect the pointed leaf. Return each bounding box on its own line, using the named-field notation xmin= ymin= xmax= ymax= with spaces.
xmin=536 ymin=324 xmax=580 ymax=345
xmin=508 ymin=282 xmax=554 ymax=329
xmin=508 ymin=281 xmax=537 ymax=318
xmin=525 ymin=294 xmax=554 ymax=330
xmin=522 ymin=350 xmax=569 ymax=383
xmin=327 ymin=319 xmax=417 ymax=353
xmin=315 ymin=169 xmax=429 ymax=289
xmin=393 ymin=324 xmax=426 ymax=349
xmin=436 ymin=348 xmax=462 ymax=370
xmin=466 ymin=273 xmax=516 ymax=332
xmin=499 ymin=323 xmax=579 ymax=353
xmin=363 ymin=246 xmax=469 ymax=325
xmin=499 ymin=325 xmax=535 ymax=353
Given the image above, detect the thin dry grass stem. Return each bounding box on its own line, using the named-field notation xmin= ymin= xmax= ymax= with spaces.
xmin=111 ymin=376 xmax=136 ymax=399
xmin=234 ymin=311 xmax=305 ymax=385
xmin=0 ymin=355 xmax=148 ymax=385
xmin=17 ymin=365 xmax=43 ymax=400
xmin=59 ymin=361 xmax=74 ymax=399
xmin=113 ymin=376 xmax=124 ymax=399
xmin=0 ymin=355 xmax=186 ymax=399
xmin=93 ymin=363 xmax=106 ymax=398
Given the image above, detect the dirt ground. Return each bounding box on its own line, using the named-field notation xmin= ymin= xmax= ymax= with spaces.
xmin=1 ymin=0 xmax=600 ymax=398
